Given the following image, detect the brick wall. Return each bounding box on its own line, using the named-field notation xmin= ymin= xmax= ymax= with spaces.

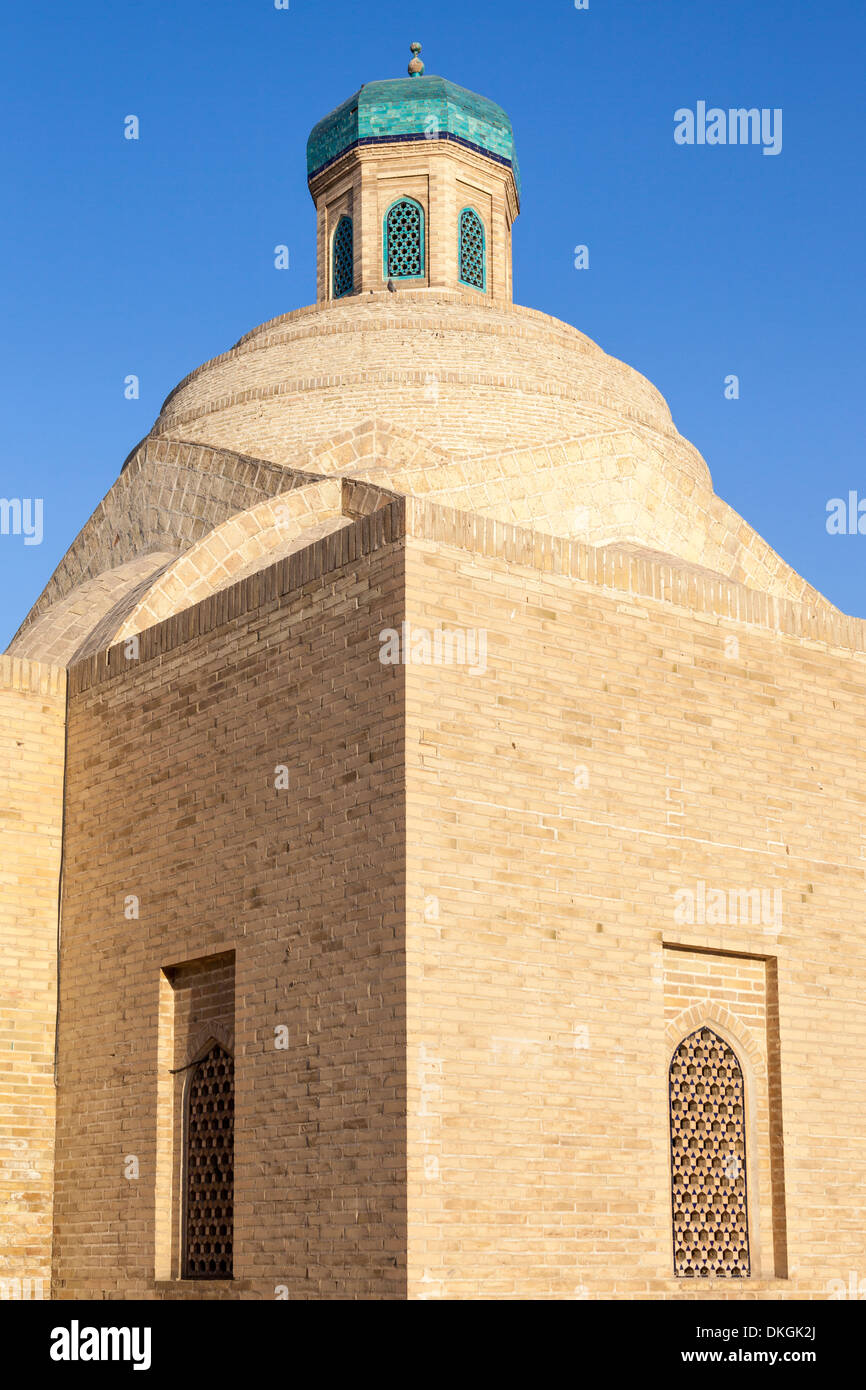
xmin=52 ymin=512 xmax=407 ymax=1299
xmin=403 ymin=521 xmax=866 ymax=1299
xmin=9 ymin=437 xmax=315 ymax=664
xmin=38 ymin=493 xmax=866 ymax=1300
xmin=0 ymin=656 xmax=66 ymax=1298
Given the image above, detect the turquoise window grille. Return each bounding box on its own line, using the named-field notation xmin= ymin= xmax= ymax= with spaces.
xmin=333 ymin=216 xmax=354 ymax=298
xmin=458 ymin=207 xmax=486 ymax=291
xmin=384 ymin=198 xmax=425 ymax=279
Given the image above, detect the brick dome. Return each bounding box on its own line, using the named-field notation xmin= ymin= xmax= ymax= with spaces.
xmin=152 ymin=290 xmax=712 ymax=488
xmin=8 ymin=58 xmax=846 ymax=675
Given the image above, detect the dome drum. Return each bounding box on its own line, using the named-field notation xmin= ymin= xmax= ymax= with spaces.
xmin=307 ymin=72 xmax=519 ymax=305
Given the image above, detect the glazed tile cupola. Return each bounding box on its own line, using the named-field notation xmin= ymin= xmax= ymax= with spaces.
xmin=306 ymin=43 xmax=520 ymax=302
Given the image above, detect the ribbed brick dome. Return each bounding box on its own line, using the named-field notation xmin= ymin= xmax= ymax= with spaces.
xmin=153 ymin=291 xmax=712 ymax=488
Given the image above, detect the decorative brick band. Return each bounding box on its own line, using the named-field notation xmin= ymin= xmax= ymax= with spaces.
xmin=160 ymin=313 xmax=607 ymax=417
xmin=406 ymin=498 xmax=866 ymax=655
xmin=67 ymin=487 xmax=866 ymax=701
xmin=154 ymin=368 xmax=688 ymax=456
xmin=156 ymin=296 xmax=666 ymax=422
xmin=0 ymin=655 xmax=66 ymax=695
xmin=307 ymin=130 xmax=519 ymax=196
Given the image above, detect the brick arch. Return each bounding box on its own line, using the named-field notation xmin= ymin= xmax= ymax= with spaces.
xmin=664 ymin=1002 xmax=766 ymax=1084
xmin=664 ymin=1003 xmax=770 ymax=1278
xmin=345 ymin=426 xmax=836 ymax=613
xmin=7 ymin=551 xmax=178 ymax=666
xmin=290 ymin=417 xmax=456 ymax=479
xmin=9 ymin=435 xmax=321 ymax=658
xmin=113 ymin=479 xmax=346 ymax=642
xmin=184 ymin=1024 xmax=235 ymax=1067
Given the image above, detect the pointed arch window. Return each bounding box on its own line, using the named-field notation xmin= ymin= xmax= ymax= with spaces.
xmin=669 ymin=1027 xmax=750 ymax=1277
xmin=458 ymin=207 xmax=486 ymax=291
xmin=384 ymin=198 xmax=425 ymax=279
xmin=333 ymin=215 xmax=354 ymax=299
xmin=183 ymin=1041 xmax=234 ymax=1278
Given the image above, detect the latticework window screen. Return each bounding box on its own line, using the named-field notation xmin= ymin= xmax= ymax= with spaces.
xmin=458 ymin=207 xmax=485 ymax=290
xmin=333 ymin=216 xmax=354 ymax=298
xmin=385 ymin=199 xmax=424 ymax=278
xmin=669 ymin=1028 xmax=750 ymax=1277
xmin=184 ymin=1042 xmax=234 ymax=1278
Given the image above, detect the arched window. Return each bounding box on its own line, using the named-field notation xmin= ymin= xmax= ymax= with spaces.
xmin=669 ymin=1027 xmax=750 ymax=1277
xmin=384 ymin=198 xmax=424 ymax=280
xmin=332 ymin=215 xmax=354 ymax=298
xmin=183 ymin=1041 xmax=234 ymax=1278
xmin=458 ymin=207 xmax=486 ymax=291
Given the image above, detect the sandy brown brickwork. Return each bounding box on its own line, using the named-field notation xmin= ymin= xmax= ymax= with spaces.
xmin=8 ymin=437 xmax=318 ymax=665
xmin=309 ymin=141 xmax=517 ymax=302
xmin=52 ymin=511 xmax=407 ymax=1299
xmin=0 ymin=656 xmax=65 ymax=1297
xmin=16 ymin=490 xmax=866 ymax=1300
xmin=401 ymin=502 xmax=853 ymax=646
xmin=152 ymin=294 xmax=701 ymax=476
xmin=403 ymin=514 xmax=866 ymax=1300
xmin=349 ymin=429 xmax=836 ymax=612
xmin=112 ymin=480 xmax=349 ymax=645
xmin=11 ymin=412 xmax=839 ymax=675
xmin=12 ymin=295 xmax=840 ymax=671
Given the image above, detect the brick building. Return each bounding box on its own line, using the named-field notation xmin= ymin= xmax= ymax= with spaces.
xmin=2 ymin=48 xmax=864 ymax=1300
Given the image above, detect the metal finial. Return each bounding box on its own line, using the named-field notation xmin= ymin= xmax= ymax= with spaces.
xmin=408 ymin=42 xmax=424 ymax=78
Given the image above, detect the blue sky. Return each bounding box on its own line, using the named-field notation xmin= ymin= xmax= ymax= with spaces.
xmin=1 ymin=0 xmax=864 ymax=645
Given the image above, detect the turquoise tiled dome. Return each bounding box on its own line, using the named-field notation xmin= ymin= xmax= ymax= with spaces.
xmin=307 ymin=76 xmax=520 ymax=199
